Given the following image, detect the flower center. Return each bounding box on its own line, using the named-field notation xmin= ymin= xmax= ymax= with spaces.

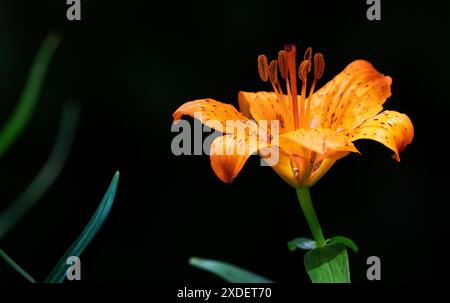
xmin=258 ymin=45 xmax=326 ymax=185
xmin=257 ymin=45 xmax=325 ymax=130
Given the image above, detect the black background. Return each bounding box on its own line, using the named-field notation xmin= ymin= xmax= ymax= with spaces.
xmin=0 ymin=0 xmax=448 ymax=283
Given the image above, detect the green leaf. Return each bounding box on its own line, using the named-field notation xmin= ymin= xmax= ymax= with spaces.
xmin=287 ymin=237 xmax=317 ymax=251
xmin=44 ymin=172 xmax=120 ymax=283
xmin=189 ymin=257 xmax=274 ymax=283
xmin=0 ymin=102 xmax=80 ymax=240
xmin=327 ymin=236 xmax=359 ymax=253
xmin=304 ymin=243 xmax=350 ymax=283
xmin=0 ymin=32 xmax=61 ymax=158
xmin=0 ymin=248 xmax=36 ymax=283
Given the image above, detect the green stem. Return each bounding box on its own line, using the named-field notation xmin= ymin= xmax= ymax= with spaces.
xmin=0 ymin=248 xmax=37 ymax=283
xmin=296 ymin=187 xmax=326 ymax=247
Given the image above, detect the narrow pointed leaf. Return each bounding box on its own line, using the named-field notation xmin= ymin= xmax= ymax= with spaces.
xmin=189 ymin=257 xmax=273 ymax=283
xmin=287 ymin=237 xmax=317 ymax=251
xmin=0 ymin=248 xmax=36 ymax=283
xmin=44 ymin=172 xmax=119 ymax=283
xmin=0 ymin=102 xmax=80 ymax=240
xmin=0 ymin=32 xmax=61 ymax=158
xmin=304 ymin=243 xmax=350 ymax=283
xmin=327 ymin=236 xmax=359 ymax=253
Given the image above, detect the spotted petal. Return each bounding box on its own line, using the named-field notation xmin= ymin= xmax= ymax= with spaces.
xmin=267 ymin=150 xmax=301 ymax=188
xmin=349 ymin=110 xmax=414 ymax=161
xmin=310 ymin=60 xmax=392 ymax=132
xmin=279 ymin=128 xmax=359 ymax=157
xmin=210 ymin=131 xmax=268 ymax=183
xmin=173 ymin=98 xmax=250 ymax=134
xmin=238 ymin=91 xmax=294 ymax=133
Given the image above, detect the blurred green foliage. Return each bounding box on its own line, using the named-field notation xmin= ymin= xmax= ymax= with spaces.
xmin=0 ymin=33 xmax=119 ymax=283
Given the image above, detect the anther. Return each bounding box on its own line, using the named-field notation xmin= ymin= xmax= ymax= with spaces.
xmin=269 ymin=60 xmax=278 ymax=84
xmin=313 ymin=53 xmax=325 ymax=80
xmin=298 ymin=60 xmax=311 ymax=82
xmin=257 ymin=55 xmax=269 ymax=82
xmin=278 ymin=50 xmax=287 ymax=79
xmin=304 ymin=47 xmax=312 ymax=62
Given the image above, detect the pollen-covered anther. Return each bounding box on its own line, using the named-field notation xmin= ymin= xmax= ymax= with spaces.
xmin=304 ymin=47 xmax=312 ymax=62
xmin=313 ymin=53 xmax=325 ymax=80
xmin=269 ymin=60 xmax=278 ymax=85
xmin=257 ymin=54 xmax=269 ymax=82
xmin=298 ymin=60 xmax=311 ymax=82
xmin=278 ymin=50 xmax=288 ymax=79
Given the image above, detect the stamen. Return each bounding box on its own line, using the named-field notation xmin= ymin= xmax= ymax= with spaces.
xmin=298 ymin=60 xmax=311 ymax=82
xmin=304 ymin=54 xmax=324 ymax=128
xmin=290 ymin=156 xmax=303 ymax=179
xmin=257 ymin=55 xmax=269 ymax=82
xmin=269 ymin=60 xmax=278 ymax=85
xmin=302 ymin=54 xmax=325 ymax=185
xmin=278 ymin=50 xmax=288 ymax=79
xmin=304 ymin=47 xmax=312 ymax=62
xmin=277 ymin=50 xmax=289 ymax=111
xmin=264 ymin=59 xmax=283 ymax=104
xmin=298 ymin=59 xmax=311 ymax=128
xmin=313 ymin=53 xmax=325 ymax=80
xmin=285 ymin=44 xmax=300 ymax=129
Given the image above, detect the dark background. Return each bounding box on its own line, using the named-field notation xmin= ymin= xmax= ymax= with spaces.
xmin=0 ymin=0 xmax=448 ymax=283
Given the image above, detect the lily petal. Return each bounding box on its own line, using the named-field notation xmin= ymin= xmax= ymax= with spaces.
xmin=349 ymin=110 xmax=414 ymax=161
xmin=310 ymin=60 xmax=392 ymax=132
xmin=238 ymin=91 xmax=294 ymax=132
xmin=210 ymin=132 xmax=265 ymax=183
xmin=279 ymin=128 xmax=359 ymax=157
xmin=173 ymin=98 xmax=249 ymax=133
xmin=267 ymin=150 xmax=300 ymax=188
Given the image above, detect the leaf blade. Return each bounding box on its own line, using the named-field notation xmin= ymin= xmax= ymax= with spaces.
xmin=287 ymin=237 xmax=317 ymax=251
xmin=328 ymin=236 xmax=359 ymax=253
xmin=0 ymin=102 xmax=80 ymax=240
xmin=189 ymin=257 xmax=273 ymax=283
xmin=0 ymin=248 xmax=37 ymax=283
xmin=0 ymin=32 xmax=61 ymax=158
xmin=44 ymin=171 xmax=120 ymax=283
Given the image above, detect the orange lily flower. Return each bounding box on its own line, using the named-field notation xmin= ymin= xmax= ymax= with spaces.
xmin=173 ymin=45 xmax=414 ymax=188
